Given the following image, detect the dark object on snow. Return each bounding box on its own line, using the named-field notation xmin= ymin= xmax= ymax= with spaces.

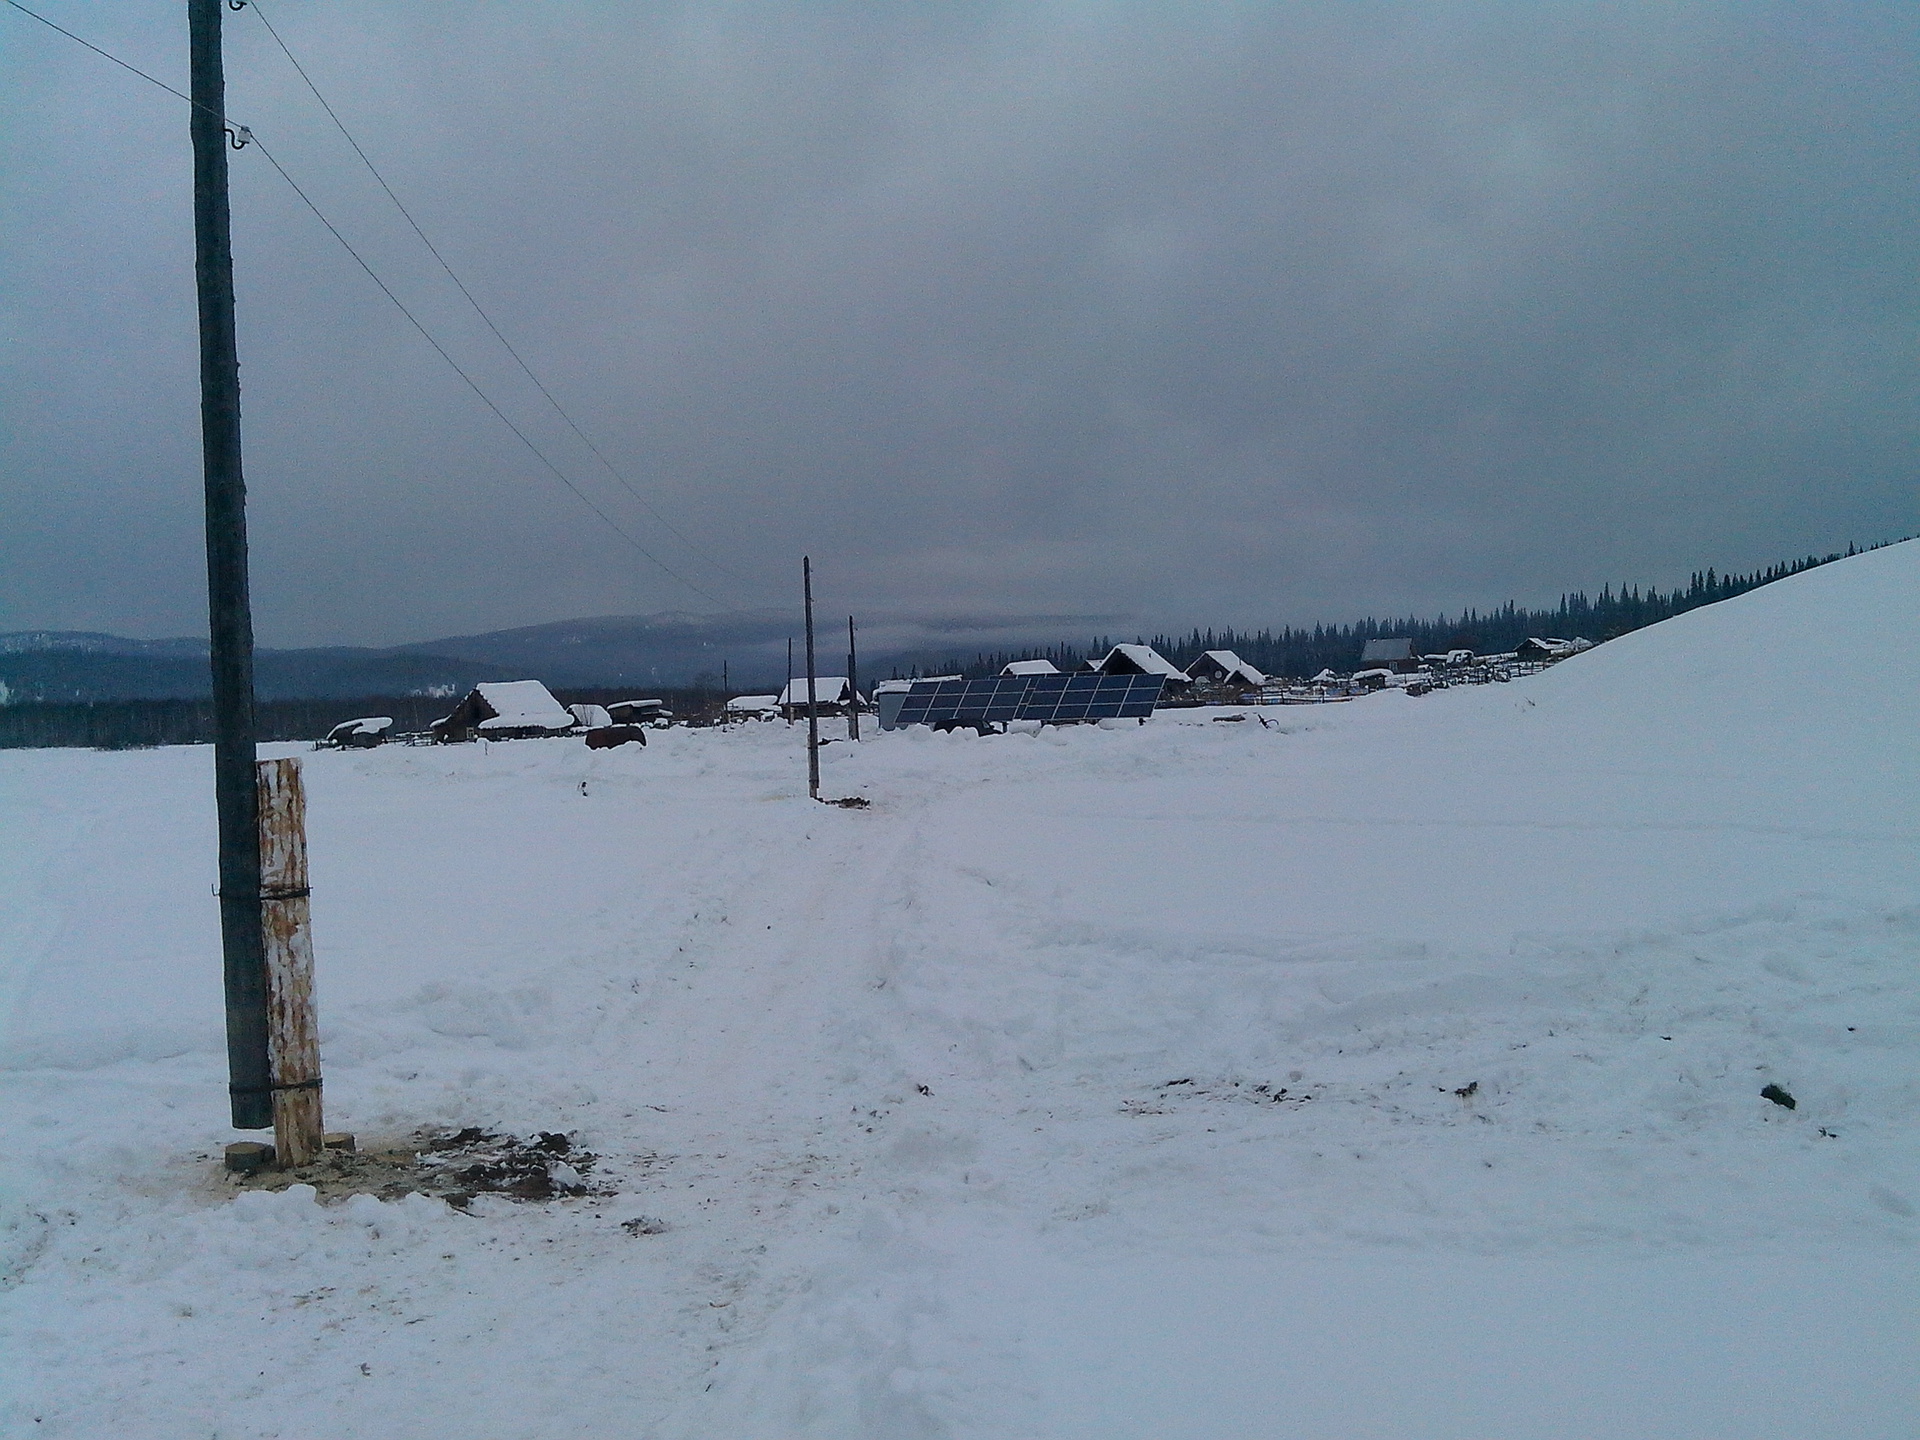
xmin=622 ymin=1215 xmax=671 ymax=1236
xmin=1761 ymin=1083 xmax=1797 ymax=1109
xmin=1454 ymin=1081 xmax=1479 ymax=1098
xmin=585 ymin=724 xmax=648 ymax=749
xmin=224 ymin=1141 xmax=275 ymax=1174
xmin=821 ymin=795 xmax=869 ymax=808
xmin=423 ymin=1127 xmax=599 ymax=1207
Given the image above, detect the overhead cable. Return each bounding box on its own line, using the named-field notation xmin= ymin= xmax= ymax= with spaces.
xmin=5 ymin=0 xmax=197 ymax=112
xmin=3 ymin=0 xmax=728 ymax=605
xmin=246 ymin=137 xmax=728 ymax=605
xmin=245 ymin=0 xmax=758 ymax=597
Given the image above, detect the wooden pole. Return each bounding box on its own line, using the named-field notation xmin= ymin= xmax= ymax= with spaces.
xmin=190 ymin=0 xmax=271 ymax=1130
xmin=846 ymin=615 xmax=860 ymax=741
xmin=785 ymin=638 xmax=793 ymax=726
xmin=803 ymin=558 xmax=821 ymax=800
xmin=257 ymin=757 xmax=323 ymax=1167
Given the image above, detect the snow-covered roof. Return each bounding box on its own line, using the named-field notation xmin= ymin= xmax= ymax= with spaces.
xmin=1188 ymin=649 xmax=1266 ymax=686
xmin=1002 ymin=659 xmax=1061 ymax=676
xmin=1311 ymin=669 xmax=1339 ymax=683
xmin=325 ymin=716 xmax=392 ymax=740
xmin=777 ymin=677 xmax=853 ymax=706
xmin=1093 ymin=644 xmax=1187 ymax=679
xmin=726 ymin=694 xmax=780 ymax=712
xmin=472 ymin=680 xmax=574 ymax=731
xmin=568 ymin=704 xmax=612 ymax=729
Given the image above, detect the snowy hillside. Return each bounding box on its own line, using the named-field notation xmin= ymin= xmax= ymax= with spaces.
xmin=1 ymin=542 xmax=1915 ymax=1438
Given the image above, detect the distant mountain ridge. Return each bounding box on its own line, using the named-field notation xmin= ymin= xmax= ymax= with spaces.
xmin=0 ymin=631 xmax=211 ymax=658
xmin=8 ymin=540 xmax=1893 ymax=704
xmin=0 ymin=609 xmax=1107 ymax=703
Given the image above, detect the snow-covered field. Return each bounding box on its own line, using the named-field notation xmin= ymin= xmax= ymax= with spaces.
xmin=2 ymin=543 xmax=1916 ymax=1439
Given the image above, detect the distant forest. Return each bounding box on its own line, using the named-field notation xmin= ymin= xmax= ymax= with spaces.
xmin=895 ymin=543 xmax=1895 ymax=682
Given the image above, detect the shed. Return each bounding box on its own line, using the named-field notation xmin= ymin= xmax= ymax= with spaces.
xmin=1185 ymin=649 xmax=1266 ymax=689
xmin=1001 ymin=658 xmax=1061 ymax=676
xmin=725 ymin=694 xmax=780 ymax=719
xmin=607 ymin=698 xmax=669 ymax=723
xmin=431 ymin=680 xmax=575 ymax=742
xmin=322 ymin=716 xmax=392 ymax=749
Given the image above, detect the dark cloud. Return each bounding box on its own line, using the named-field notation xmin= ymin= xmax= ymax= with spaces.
xmin=3 ymin=1 xmax=1915 ymax=647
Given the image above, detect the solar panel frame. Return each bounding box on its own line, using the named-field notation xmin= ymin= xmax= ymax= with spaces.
xmin=884 ymin=673 xmax=1164 ymax=729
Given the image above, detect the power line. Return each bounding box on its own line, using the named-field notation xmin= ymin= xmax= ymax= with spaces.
xmin=247 ymin=137 xmax=728 ymax=605
xmin=4 ymin=0 xmax=729 ymax=606
xmin=5 ymin=0 xmax=196 ymax=112
xmin=244 ymin=0 xmax=759 ymax=597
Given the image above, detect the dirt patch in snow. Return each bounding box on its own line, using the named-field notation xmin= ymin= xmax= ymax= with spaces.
xmin=206 ymin=1127 xmax=610 ymax=1206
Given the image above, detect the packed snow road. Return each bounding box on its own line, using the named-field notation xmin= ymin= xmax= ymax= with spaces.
xmin=2 ymin=543 xmax=1917 ymax=1437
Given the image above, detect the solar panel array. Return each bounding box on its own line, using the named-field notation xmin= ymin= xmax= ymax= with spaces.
xmin=884 ymin=673 xmax=1166 ymax=729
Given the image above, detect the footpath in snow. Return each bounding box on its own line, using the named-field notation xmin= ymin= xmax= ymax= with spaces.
xmin=1 ymin=542 xmax=1916 ymax=1438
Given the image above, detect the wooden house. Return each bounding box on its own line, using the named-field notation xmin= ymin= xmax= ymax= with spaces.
xmin=431 ymin=680 xmax=575 ymax=742
xmin=1358 ymin=638 xmax=1419 ymax=673
xmin=1184 ymin=649 xmax=1266 ymax=692
xmin=777 ymin=676 xmax=860 ymax=719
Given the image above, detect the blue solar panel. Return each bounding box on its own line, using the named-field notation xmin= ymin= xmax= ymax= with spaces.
xmin=883 ymin=673 xmax=1165 ymax=729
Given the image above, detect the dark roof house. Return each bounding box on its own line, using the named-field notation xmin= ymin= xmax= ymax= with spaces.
xmin=431 ymin=680 xmax=575 ymax=742
xmin=1358 ymin=638 xmax=1419 ymax=672
xmin=1090 ymin=644 xmax=1190 ymax=683
xmin=1185 ymin=649 xmax=1266 ymax=689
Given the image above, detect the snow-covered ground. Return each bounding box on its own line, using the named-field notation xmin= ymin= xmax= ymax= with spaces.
xmin=2 ymin=542 xmax=1916 ymax=1438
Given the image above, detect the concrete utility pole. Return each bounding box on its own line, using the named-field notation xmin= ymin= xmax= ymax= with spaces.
xmin=190 ymin=0 xmax=271 ymax=1130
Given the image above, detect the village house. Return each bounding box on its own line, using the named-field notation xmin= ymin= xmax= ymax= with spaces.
xmin=1089 ymin=644 xmax=1190 ymax=688
xmin=1358 ymin=638 xmax=1420 ymax=673
xmin=1184 ymin=649 xmax=1266 ymax=692
xmin=431 ymin=680 xmax=576 ymax=742
xmin=725 ymin=694 xmax=780 ymax=720
xmin=777 ymin=676 xmax=861 ymax=720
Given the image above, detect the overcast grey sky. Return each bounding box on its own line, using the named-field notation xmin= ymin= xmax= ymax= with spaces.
xmin=3 ymin=1 xmax=1914 ymax=647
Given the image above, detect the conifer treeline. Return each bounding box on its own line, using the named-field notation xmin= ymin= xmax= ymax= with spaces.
xmin=906 ymin=543 xmax=1888 ymax=682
